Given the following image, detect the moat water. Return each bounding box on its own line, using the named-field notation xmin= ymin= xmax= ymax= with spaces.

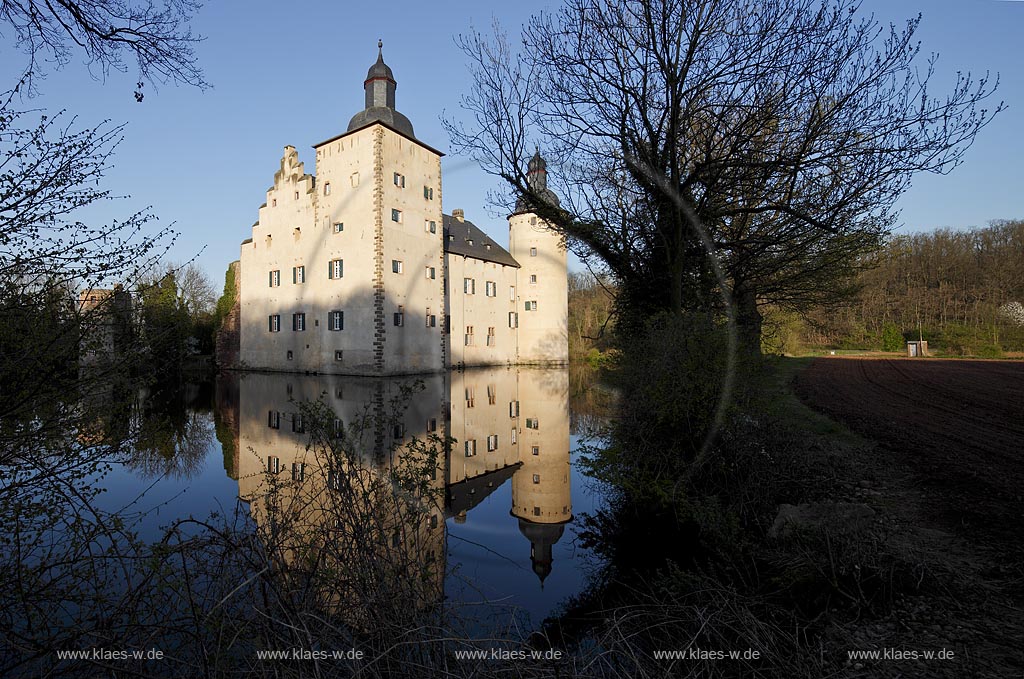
xmin=88 ymin=366 xmax=610 ymax=630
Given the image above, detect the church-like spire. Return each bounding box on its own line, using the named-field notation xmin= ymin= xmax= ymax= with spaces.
xmin=514 ymin=148 xmax=559 ymax=214
xmin=364 ymin=39 xmax=396 ymax=109
xmin=527 ymin=148 xmax=548 ymax=192
xmin=347 ymin=41 xmax=416 ymax=137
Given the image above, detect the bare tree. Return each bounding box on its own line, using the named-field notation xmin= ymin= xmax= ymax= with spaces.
xmin=1 ymin=0 xmax=208 ymax=97
xmin=446 ymin=0 xmax=1002 ymax=357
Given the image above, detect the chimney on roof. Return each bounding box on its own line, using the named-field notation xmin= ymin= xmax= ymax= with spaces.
xmin=452 ymin=209 xmax=464 ymax=222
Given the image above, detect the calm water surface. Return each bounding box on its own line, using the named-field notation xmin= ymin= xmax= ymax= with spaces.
xmin=93 ymin=366 xmax=608 ymax=628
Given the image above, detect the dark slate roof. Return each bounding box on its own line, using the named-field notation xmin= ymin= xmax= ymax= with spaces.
xmin=443 ymin=214 xmax=520 ymax=268
xmin=365 ymin=49 xmax=394 ymax=82
xmin=446 ymin=463 xmax=520 ymax=517
xmin=346 ymin=106 xmax=415 ymax=137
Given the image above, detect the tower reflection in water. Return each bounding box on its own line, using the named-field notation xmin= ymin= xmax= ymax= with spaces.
xmin=230 ymin=367 xmax=571 ymax=619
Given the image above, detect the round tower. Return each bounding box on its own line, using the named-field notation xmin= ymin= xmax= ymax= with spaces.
xmin=508 ymin=150 xmax=569 ymax=365
xmin=510 ymin=368 xmax=572 ymax=586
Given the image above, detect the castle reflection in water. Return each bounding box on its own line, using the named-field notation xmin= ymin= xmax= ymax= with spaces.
xmin=218 ymin=367 xmax=572 ymax=609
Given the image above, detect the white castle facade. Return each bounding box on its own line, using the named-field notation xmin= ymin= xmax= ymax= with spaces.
xmin=235 ymin=45 xmax=568 ymax=375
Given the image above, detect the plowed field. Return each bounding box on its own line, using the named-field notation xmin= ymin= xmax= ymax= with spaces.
xmin=796 ymin=357 xmax=1024 ymax=548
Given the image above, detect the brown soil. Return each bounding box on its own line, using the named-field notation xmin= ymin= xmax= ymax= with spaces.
xmin=795 ymin=357 xmax=1024 ymax=677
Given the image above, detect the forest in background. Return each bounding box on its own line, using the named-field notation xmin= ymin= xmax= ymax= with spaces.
xmin=786 ymin=219 xmax=1024 ymax=356
xmin=570 ymin=220 xmax=1024 ymax=360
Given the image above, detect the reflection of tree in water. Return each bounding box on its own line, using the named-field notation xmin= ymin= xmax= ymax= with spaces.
xmin=569 ymin=364 xmax=614 ymax=437
xmin=116 ymin=382 xmax=214 ymax=481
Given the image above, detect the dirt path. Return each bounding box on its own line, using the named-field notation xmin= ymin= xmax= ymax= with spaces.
xmin=795 ymin=357 xmax=1024 ymax=677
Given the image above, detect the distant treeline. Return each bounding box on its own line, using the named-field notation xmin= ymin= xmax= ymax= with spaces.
xmin=785 ymin=220 xmax=1024 ymax=355
xmin=568 ymin=272 xmax=616 ymax=364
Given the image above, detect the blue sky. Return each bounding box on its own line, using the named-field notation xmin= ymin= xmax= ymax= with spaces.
xmin=2 ymin=0 xmax=1021 ymax=285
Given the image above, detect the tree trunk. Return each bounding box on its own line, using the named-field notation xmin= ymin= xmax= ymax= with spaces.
xmin=734 ymin=285 xmax=763 ymax=362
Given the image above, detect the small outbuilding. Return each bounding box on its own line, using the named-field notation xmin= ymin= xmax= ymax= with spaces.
xmin=906 ymin=340 xmax=928 ymax=357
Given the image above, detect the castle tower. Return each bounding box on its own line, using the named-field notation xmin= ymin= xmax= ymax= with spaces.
xmin=510 ymin=368 xmax=572 ymax=585
xmin=508 ymin=151 xmax=569 ymax=365
xmin=238 ymin=43 xmax=446 ymax=375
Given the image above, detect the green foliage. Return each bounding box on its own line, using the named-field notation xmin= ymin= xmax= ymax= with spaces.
xmin=214 ymin=262 xmax=238 ymax=330
xmin=761 ymin=307 xmax=806 ymax=356
xmin=881 ymin=323 xmax=903 ymax=352
xmin=139 ymin=273 xmax=190 ymax=381
xmin=582 ymin=312 xmax=756 ymax=501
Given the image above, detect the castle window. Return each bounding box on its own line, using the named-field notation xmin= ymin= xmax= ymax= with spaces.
xmin=425 ymin=220 xmax=436 ymax=233
xmin=333 ymin=222 xmax=344 ymax=233
xmin=464 ymin=325 xmax=474 ymax=346
xmin=526 ymin=418 xmax=539 ymax=430
xmin=286 ymin=350 xmax=293 ymax=360
xmin=268 ymin=411 xmax=280 ymax=429
xmin=465 ymin=440 xmax=477 ymax=457
xmin=269 ymin=270 xmax=280 ymax=287
xmin=268 ymin=456 xmax=280 ymax=473
xmin=508 ymin=311 xmax=518 ymax=328
xmin=265 ymin=235 xmax=272 ymax=248
xmin=391 ymin=209 xmax=402 ymax=223
xmin=509 ymin=400 xmax=519 ymax=418
xmin=335 ymin=350 xmax=344 ymax=361
xmin=485 ymin=281 xmax=496 ymax=297
xmin=509 ymin=285 xmax=516 ymax=301
xmin=393 ymin=172 xmax=405 ymax=188
xmin=533 ymin=474 xmax=541 ymax=484
xmin=292 ymin=414 xmax=305 ymax=434
xmin=530 ymin=247 xmax=538 ymax=257
xmin=392 ymin=260 xmax=403 ymax=274
xmin=463 ymin=278 xmax=475 ymax=294
xmin=292 ymin=463 xmax=306 ymax=482
xmin=292 ymin=313 xmax=306 ymax=331
xmin=510 ymin=427 xmax=517 ymax=444
xmin=324 ymin=182 xmax=331 ymax=196
xmin=351 ymin=172 xmax=359 ymax=187
xmin=465 ymin=386 xmax=475 ymax=406
xmin=328 ymin=310 xmax=343 ymax=331
xmin=525 ymin=300 xmax=537 ymax=311
xmin=533 ymin=506 xmax=541 ymax=516
xmin=530 ymin=274 xmax=537 ymax=284
xmin=487 ymin=384 xmax=496 ymax=404
xmin=329 ymin=259 xmax=343 ymax=279
xmin=394 ymin=306 xmax=404 ymax=327
xmin=426 ymin=309 xmax=436 ymax=327
xmin=486 ymin=327 xmax=496 ymax=346
xmin=487 ymin=434 xmax=498 ymax=452
xmin=268 ymin=314 xmax=281 ymax=332
xmin=292 ymin=265 xmax=305 ymax=284
xmin=532 ymin=446 xmax=540 ymax=456
xmin=425 ymin=266 xmax=435 ymax=280
xmin=272 ymin=198 xmax=277 ymax=207
xmin=423 ymin=186 xmax=433 ymax=199
xmin=427 ymin=418 xmax=437 ymax=433
xmin=294 ymin=191 xmax=299 ymax=200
